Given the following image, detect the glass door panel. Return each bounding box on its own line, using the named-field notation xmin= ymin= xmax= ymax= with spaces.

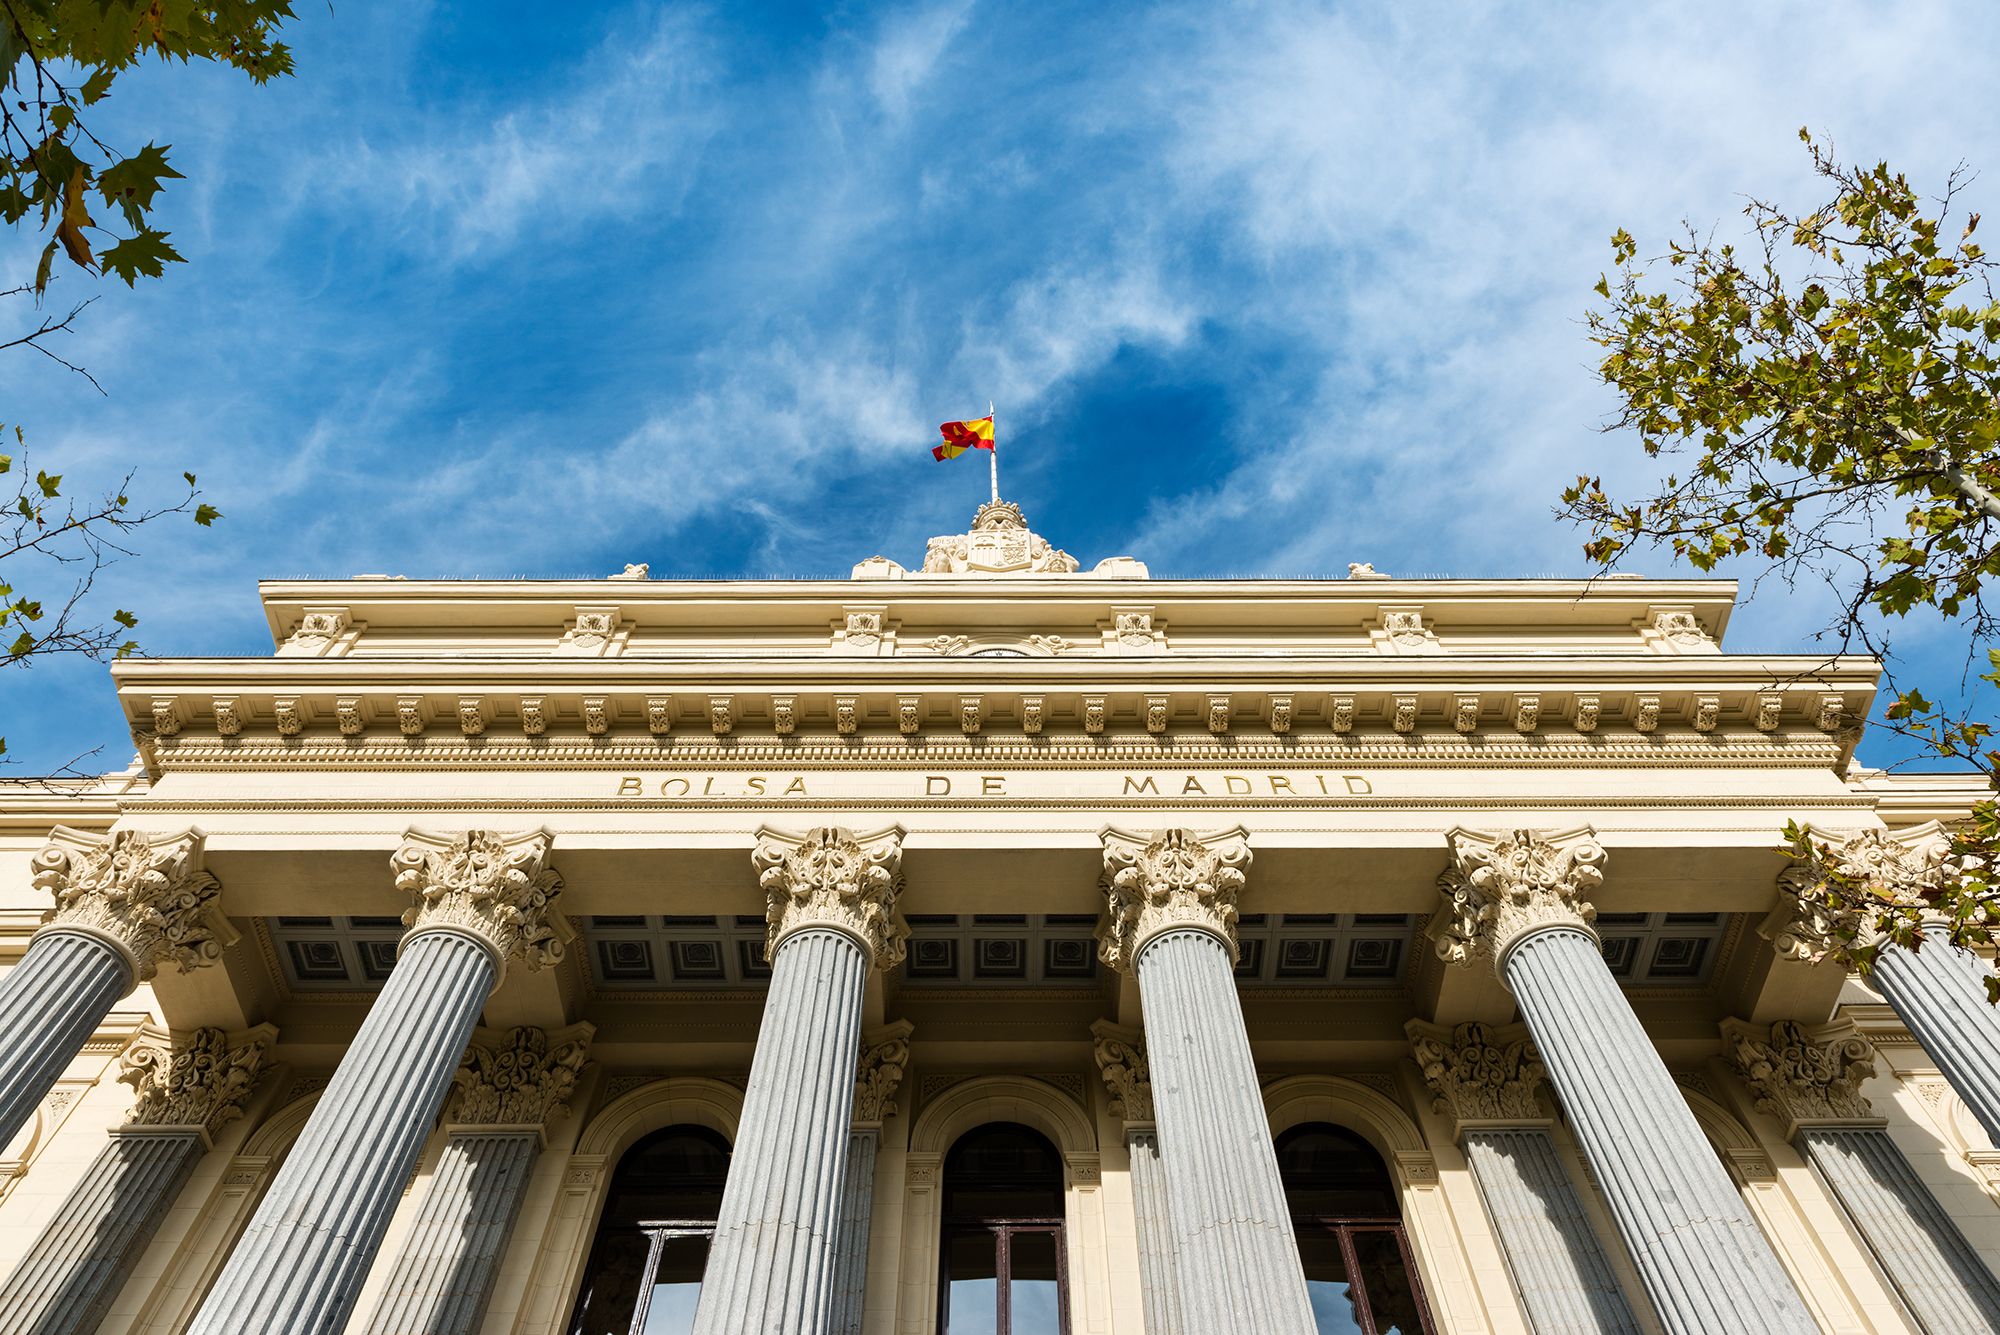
xmin=570 ymin=1231 xmax=651 ymax=1335
xmin=1006 ymin=1230 xmax=1063 ymax=1335
xmin=1350 ymin=1229 xmax=1426 ymax=1335
xmin=637 ymin=1233 xmax=709 ymax=1335
xmin=943 ymin=1228 xmax=999 ymax=1335
xmin=1297 ymin=1227 xmax=1366 ymax=1335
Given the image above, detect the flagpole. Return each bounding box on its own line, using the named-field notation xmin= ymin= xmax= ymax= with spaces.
xmin=989 ymin=400 xmax=999 ymax=504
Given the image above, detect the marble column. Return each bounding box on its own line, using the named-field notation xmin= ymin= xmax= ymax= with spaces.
xmin=188 ymin=828 xmax=566 ymax=1335
xmin=1435 ymin=827 xmax=1815 ymax=1335
xmin=693 ymin=826 xmax=907 ymax=1335
xmin=0 ymin=1025 xmax=272 ymax=1335
xmin=1407 ymin=1018 xmax=1641 ymax=1335
xmin=1092 ymin=1020 xmax=1182 ymax=1335
xmin=0 ymin=827 xmax=226 ymax=1149
xmin=1097 ymin=827 xmax=1316 ymax=1335
xmin=362 ymin=1023 xmax=593 ymax=1335
xmin=1770 ymin=825 xmax=2000 ymax=1144
xmin=831 ymin=1023 xmax=910 ymax=1335
xmin=1724 ymin=1017 xmax=2000 ymax=1334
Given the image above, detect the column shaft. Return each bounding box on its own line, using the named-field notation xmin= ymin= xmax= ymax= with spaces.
xmin=1799 ymin=1126 xmax=2000 ymax=1334
xmin=187 ymin=930 xmax=497 ymax=1335
xmin=1125 ymin=1126 xmax=1183 ymax=1335
xmin=0 ymin=930 xmax=132 ymax=1149
xmin=1137 ymin=928 xmax=1315 ymax=1335
xmin=361 ymin=1129 xmax=540 ymax=1335
xmin=829 ymin=1127 xmax=879 ymax=1335
xmin=1461 ymin=1127 xmax=1642 ymax=1335
xmin=1503 ymin=928 xmax=1814 ymax=1334
xmin=1871 ymin=926 xmax=2000 ymax=1145
xmin=693 ymin=928 xmax=868 ymax=1335
xmin=0 ymin=1129 xmax=202 ymax=1335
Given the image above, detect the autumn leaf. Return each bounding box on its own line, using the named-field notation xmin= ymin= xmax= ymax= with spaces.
xmin=56 ymin=164 xmax=96 ymax=271
xmin=100 ymin=229 xmax=185 ymax=286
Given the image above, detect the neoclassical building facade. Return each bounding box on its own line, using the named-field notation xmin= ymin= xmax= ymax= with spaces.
xmin=1 ymin=502 xmax=1998 ymax=1335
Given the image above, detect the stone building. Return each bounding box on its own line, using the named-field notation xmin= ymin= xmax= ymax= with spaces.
xmin=1 ymin=502 xmax=1998 ymax=1335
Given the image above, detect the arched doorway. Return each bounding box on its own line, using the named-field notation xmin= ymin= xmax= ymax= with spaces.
xmin=567 ymin=1125 xmax=731 ymax=1335
xmin=1276 ymin=1122 xmax=1435 ymax=1334
xmin=939 ymin=1122 xmax=1069 ymax=1334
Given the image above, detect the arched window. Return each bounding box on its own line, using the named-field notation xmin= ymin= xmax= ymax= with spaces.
xmin=568 ymin=1125 xmax=730 ymax=1335
xmin=939 ymin=1122 xmax=1069 ymax=1334
xmin=1276 ymin=1123 xmax=1435 ymax=1335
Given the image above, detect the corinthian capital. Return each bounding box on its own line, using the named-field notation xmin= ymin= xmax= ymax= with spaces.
xmin=853 ymin=1020 xmax=913 ymax=1124
xmin=450 ymin=1024 xmax=593 ymax=1128
xmin=120 ymin=1023 xmax=275 ymax=1140
xmin=1721 ymin=1018 xmax=1879 ymax=1135
xmin=1406 ymin=1019 xmax=1546 ymax=1129
xmin=753 ymin=826 xmax=908 ymax=969
xmin=1097 ymin=826 xmax=1251 ymax=972
xmin=392 ymin=828 xmax=565 ymax=973
xmin=1434 ymin=827 xmax=1605 ymax=979
xmin=1091 ymin=1019 xmax=1153 ymax=1122
xmin=32 ymin=826 xmax=226 ymax=981
xmin=1767 ymin=823 xmax=1950 ymax=963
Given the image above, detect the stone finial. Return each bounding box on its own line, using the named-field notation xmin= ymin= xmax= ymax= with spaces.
xmin=32 ymin=827 xmax=226 ymax=982
xmin=1406 ymin=1020 xmax=1546 ymax=1127
xmin=1097 ymin=827 xmax=1251 ymax=972
xmin=1434 ymin=827 xmax=1605 ymax=979
xmin=451 ymin=1024 xmax=593 ymax=1128
xmin=753 ymin=826 xmax=908 ymax=969
xmin=120 ymin=1024 xmax=275 ymax=1139
xmin=392 ymin=829 xmax=565 ymax=972
xmin=1721 ymin=1018 xmax=1879 ymax=1135
xmin=1768 ymin=824 xmax=1951 ymax=964
xmin=1091 ymin=1019 xmax=1153 ymax=1122
xmin=853 ymin=1021 xmax=913 ymax=1124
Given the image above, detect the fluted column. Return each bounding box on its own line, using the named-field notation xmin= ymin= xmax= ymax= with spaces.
xmin=0 ymin=1025 xmax=272 ymax=1335
xmin=0 ymin=827 xmax=226 ymax=1148
xmin=1770 ymin=824 xmax=2000 ymax=1144
xmin=1097 ymin=827 xmax=1315 ymax=1335
xmin=188 ymin=828 xmax=566 ymax=1335
xmin=1436 ymin=827 xmax=1814 ymax=1335
xmin=831 ymin=1023 xmax=910 ymax=1335
xmin=1408 ymin=1019 xmax=1640 ymax=1334
xmin=693 ymin=826 xmax=907 ymax=1335
xmin=1092 ymin=1020 xmax=1181 ymax=1335
xmin=1724 ymin=1017 xmax=2000 ymax=1333
xmin=362 ymin=1023 xmax=593 ymax=1335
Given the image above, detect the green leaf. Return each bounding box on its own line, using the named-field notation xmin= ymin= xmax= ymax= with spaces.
xmin=113 ymin=609 xmax=137 ymax=629
xmin=96 ymin=144 xmax=184 ymax=230
xmin=35 ymin=470 xmax=60 ymax=499
xmin=98 ymin=229 xmax=186 ymax=286
xmin=80 ymin=66 xmax=116 ymax=106
xmin=193 ymin=503 xmax=220 ymax=526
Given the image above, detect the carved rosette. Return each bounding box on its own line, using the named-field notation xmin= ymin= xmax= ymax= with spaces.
xmin=752 ymin=826 xmax=908 ymax=969
xmin=1097 ymin=827 xmax=1251 ymax=972
xmin=1769 ymin=825 xmax=1950 ymax=963
xmin=1434 ymin=827 xmax=1605 ymax=979
xmin=392 ymin=828 xmax=565 ymax=972
xmin=1721 ymin=1018 xmax=1879 ymax=1133
xmin=451 ymin=1024 xmax=593 ymax=1127
xmin=120 ymin=1024 xmax=274 ymax=1138
xmin=31 ymin=827 xmax=225 ymax=981
xmin=1090 ymin=1020 xmax=1153 ymax=1122
xmin=1406 ymin=1020 xmax=1546 ymax=1126
xmin=853 ymin=1022 xmax=913 ymax=1124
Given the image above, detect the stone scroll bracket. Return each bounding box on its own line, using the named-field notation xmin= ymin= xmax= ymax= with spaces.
xmin=446 ymin=1022 xmax=595 ymax=1141
xmin=392 ymin=828 xmax=566 ymax=982
xmin=33 ymin=826 xmax=235 ymax=984
xmin=752 ymin=825 xmax=909 ymax=971
xmin=1090 ymin=1018 xmax=1154 ymax=1126
xmin=118 ymin=1021 xmax=278 ymax=1149
xmin=853 ymin=1020 xmax=914 ymax=1128
xmin=1095 ymin=826 xmax=1252 ymax=974
xmin=1433 ymin=826 xmax=1606 ymax=983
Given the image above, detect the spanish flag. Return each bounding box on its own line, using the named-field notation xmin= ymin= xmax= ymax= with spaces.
xmin=933 ymin=415 xmax=996 ymax=461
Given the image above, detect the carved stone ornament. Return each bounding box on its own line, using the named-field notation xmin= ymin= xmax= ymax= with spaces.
xmin=1406 ymin=1020 xmax=1546 ymax=1125
xmin=284 ymin=607 xmax=349 ymax=649
xmin=1816 ymin=694 xmax=1846 ymax=733
xmin=521 ymin=697 xmax=547 ymax=736
xmin=1647 ymin=608 xmax=1713 ymax=648
xmin=120 ymin=1024 xmax=274 ymax=1137
xmin=1091 ymin=1020 xmax=1153 ymax=1122
xmin=1144 ymin=696 xmax=1169 ymax=735
xmin=1722 ymin=1018 xmax=1878 ymax=1133
xmin=1755 ymin=694 xmax=1784 ymax=732
xmin=392 ymin=828 xmax=565 ymax=972
xmin=772 ymin=696 xmax=797 ymax=735
xmin=1512 ymin=695 xmax=1540 ymax=733
xmin=842 ymin=609 xmax=883 ymax=646
xmin=709 ymin=696 xmax=733 ymax=735
xmin=273 ymin=697 xmax=303 ymax=737
xmin=1769 ymin=824 xmax=1951 ymax=963
xmin=1331 ymin=696 xmax=1356 ymax=733
xmin=1206 ymin=695 xmax=1231 ymax=734
xmin=931 ymin=634 xmax=971 ymax=656
xmin=921 ymin=501 xmax=1079 ymax=575
xmin=1097 ymin=827 xmax=1251 ymax=972
xmin=647 ymin=698 xmax=674 ymax=736
xmin=583 ymin=698 xmax=610 ymax=737
xmin=1434 ymin=827 xmax=1605 ymax=978
xmin=1268 ymin=695 xmax=1293 ymax=734
xmin=1030 ymin=634 xmax=1070 ymax=655
xmin=835 ymin=697 xmax=859 ymax=735
xmin=336 ymin=698 xmax=365 ymax=736
xmin=1452 ymin=695 xmax=1479 ymax=734
xmin=898 ymin=697 xmax=921 ymax=735
xmin=955 ymin=697 xmax=980 ymax=735
xmin=397 ymin=696 xmax=425 ymax=737
xmin=1692 ymin=696 xmax=1721 ymax=732
xmin=451 ymin=1024 xmax=593 ymax=1128
xmin=212 ymin=697 xmax=242 ymax=737
xmin=753 ymin=826 xmax=908 ymax=969
xmin=1083 ymin=696 xmax=1106 ymax=734
xmin=1114 ymin=609 xmax=1155 ymax=648
xmin=1634 ymin=695 xmax=1661 ymax=733
xmin=458 ymin=698 xmax=486 ymax=736
xmin=151 ymin=698 xmax=181 ymax=737
xmin=1020 ymin=696 xmax=1045 ymax=735
xmin=853 ymin=1022 xmax=913 ymax=1124
xmin=32 ymin=827 xmax=225 ymax=981
xmin=1573 ymin=695 xmax=1601 ymax=733
xmin=1393 ymin=696 xmax=1417 ymax=733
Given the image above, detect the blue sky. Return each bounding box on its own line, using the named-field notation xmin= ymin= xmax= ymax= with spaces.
xmin=4 ymin=1 xmax=1998 ymax=773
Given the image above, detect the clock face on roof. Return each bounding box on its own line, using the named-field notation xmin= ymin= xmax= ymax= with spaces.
xmin=970 ymin=647 xmax=1029 ymax=658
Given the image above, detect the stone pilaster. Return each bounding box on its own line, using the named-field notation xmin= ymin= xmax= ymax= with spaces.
xmin=0 ymin=1025 xmax=272 ymax=1335
xmin=1438 ymin=828 xmax=1814 ymax=1335
xmin=1092 ymin=1020 xmax=1181 ymax=1335
xmin=362 ymin=1023 xmax=593 ymax=1335
xmin=1723 ymin=1017 xmax=2000 ymax=1331
xmin=1407 ymin=1019 xmax=1640 ymax=1335
xmin=188 ymin=829 xmax=564 ymax=1335
xmin=832 ymin=1021 xmax=911 ymax=1335
xmin=693 ymin=826 xmax=905 ymax=1335
xmin=0 ymin=827 xmax=225 ymax=1149
xmin=1097 ymin=828 xmax=1315 ymax=1335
